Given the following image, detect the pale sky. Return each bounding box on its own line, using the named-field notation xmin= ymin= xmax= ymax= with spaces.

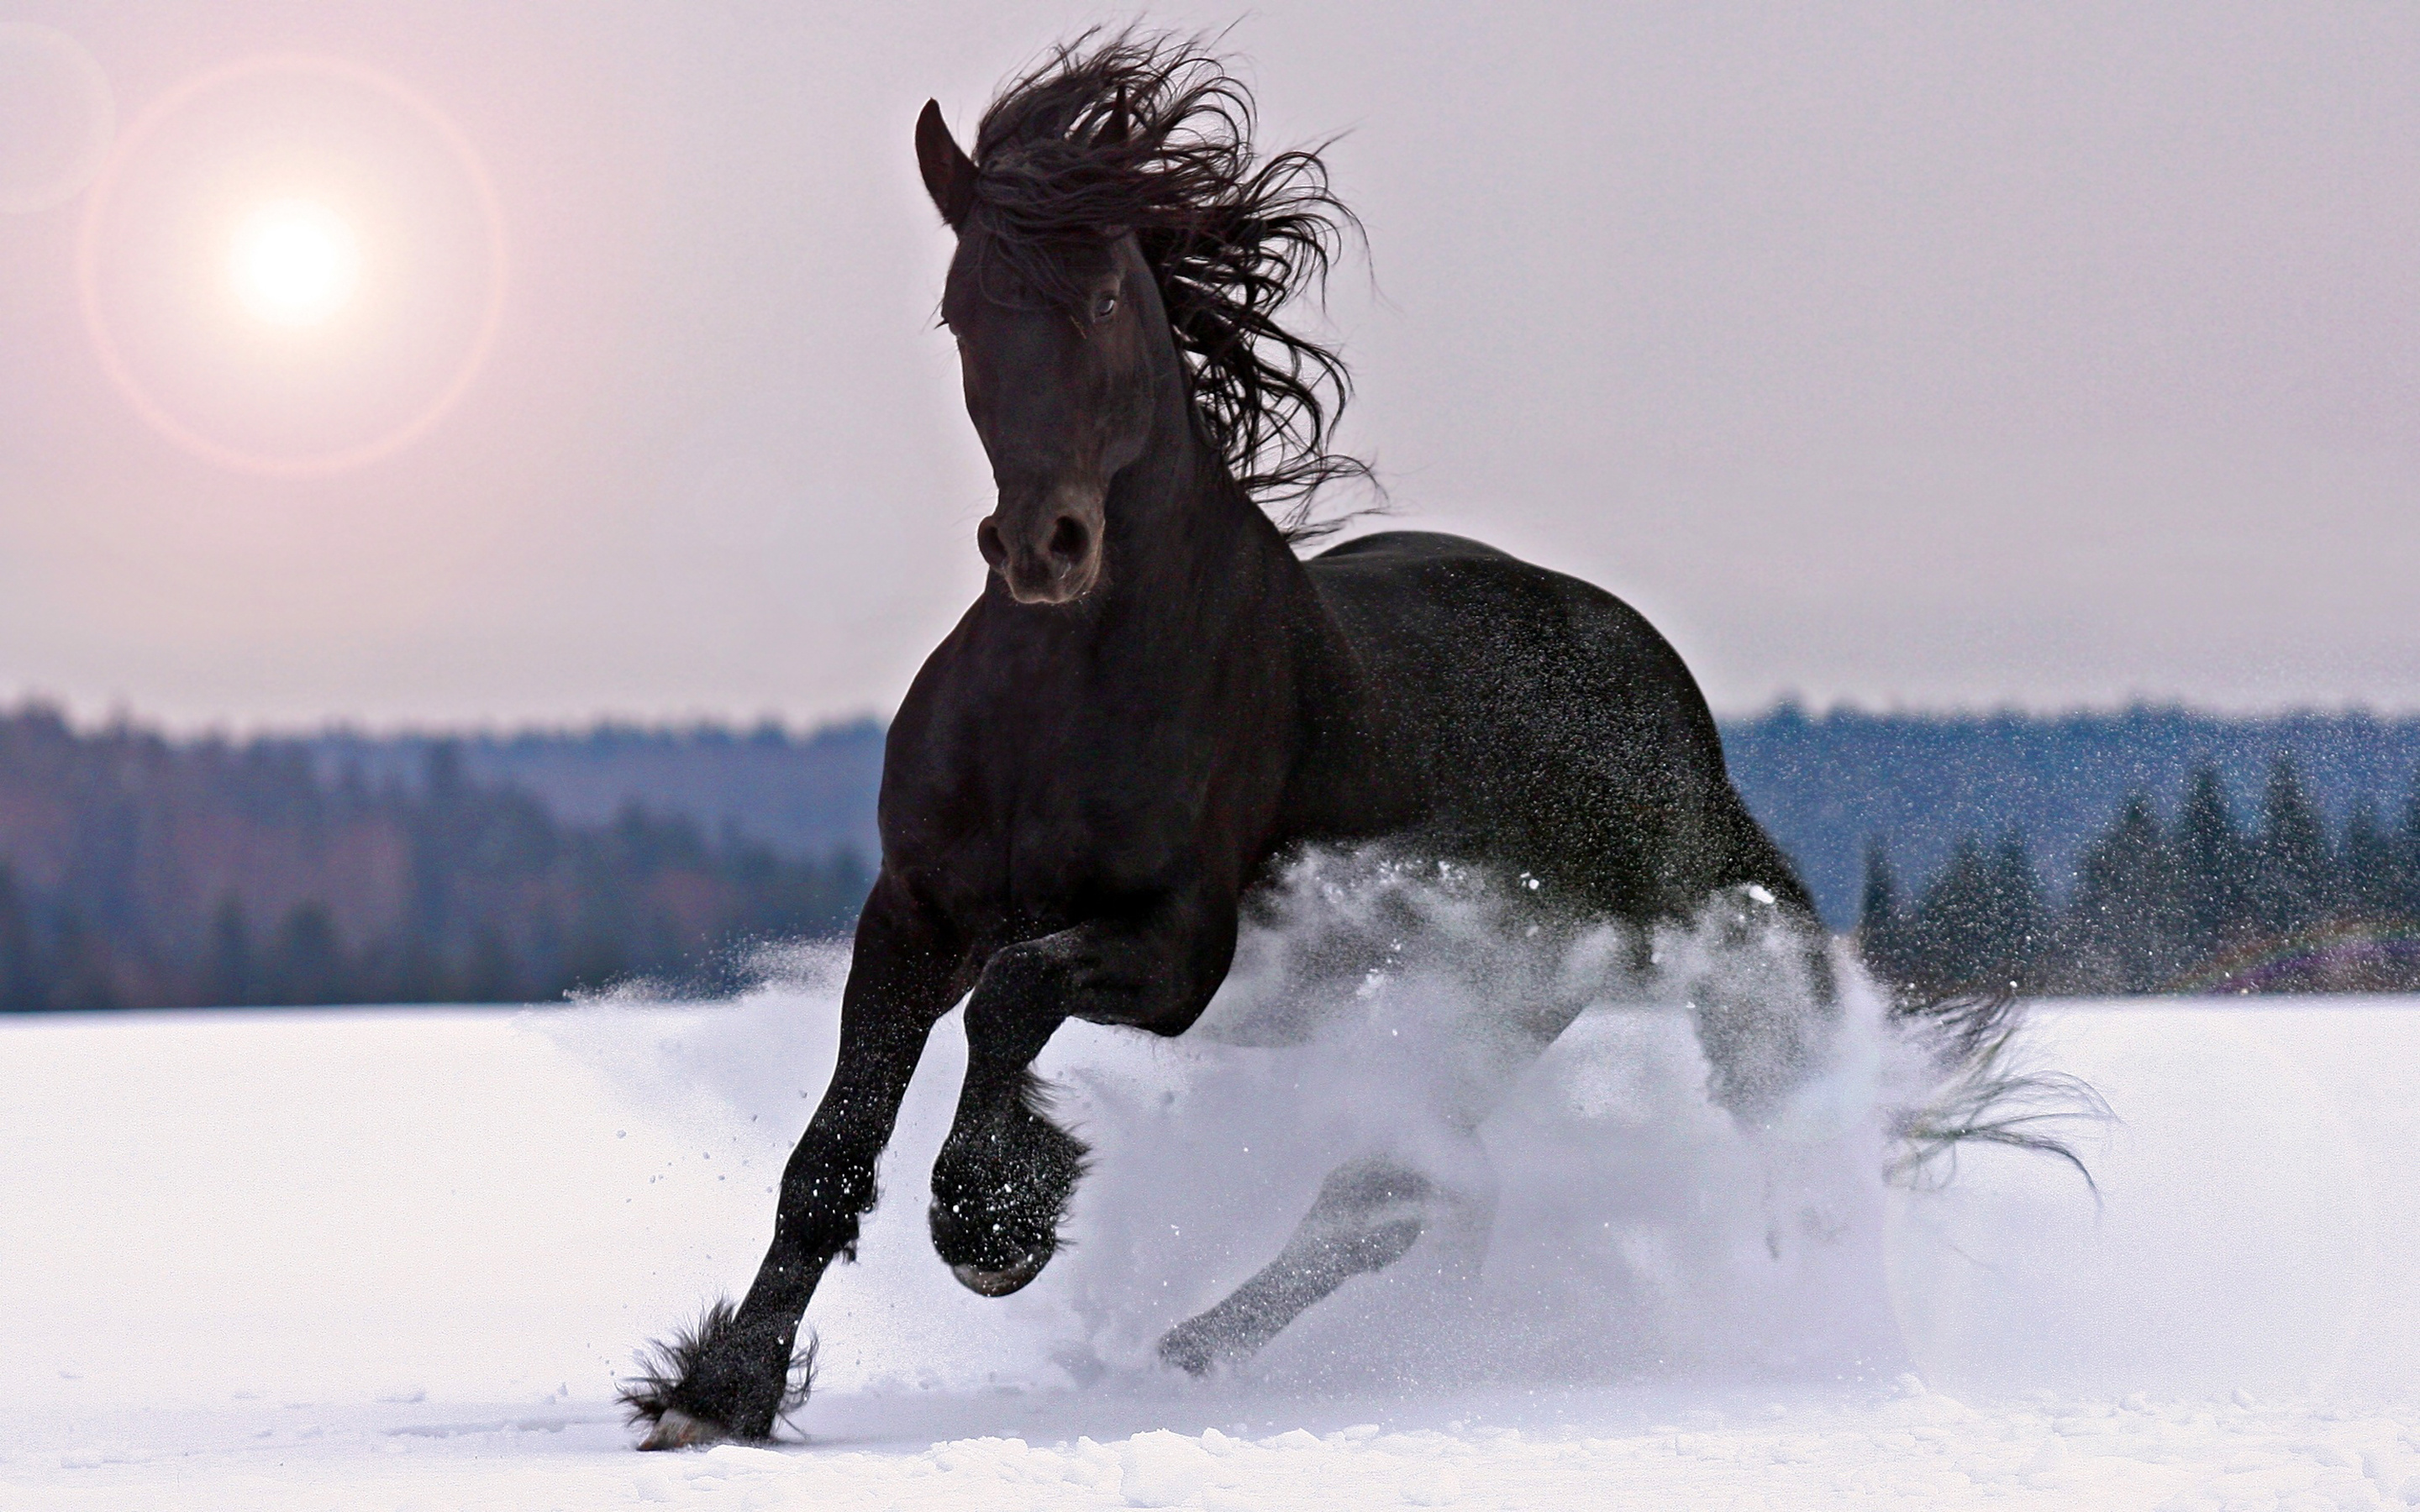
xmin=3 ymin=2 xmax=2416 ymax=732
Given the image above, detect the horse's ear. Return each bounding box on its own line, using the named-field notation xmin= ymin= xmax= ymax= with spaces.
xmin=1098 ymin=88 xmax=1133 ymax=149
xmin=916 ymin=99 xmax=976 ymax=231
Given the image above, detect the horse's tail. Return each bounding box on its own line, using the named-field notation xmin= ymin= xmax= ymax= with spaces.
xmin=1882 ymin=982 xmax=2112 ymax=1200
xmin=1694 ymin=783 xmax=2108 ymax=1195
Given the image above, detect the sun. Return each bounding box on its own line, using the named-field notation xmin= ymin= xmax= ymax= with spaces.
xmin=229 ymin=198 xmax=360 ymax=328
xmin=81 ymin=55 xmax=508 ymax=474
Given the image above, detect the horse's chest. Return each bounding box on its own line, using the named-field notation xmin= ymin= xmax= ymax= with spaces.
xmin=904 ymin=717 xmax=1184 ymax=921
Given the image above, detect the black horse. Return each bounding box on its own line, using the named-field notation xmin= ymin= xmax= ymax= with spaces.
xmin=625 ymin=34 xmax=1843 ymax=1448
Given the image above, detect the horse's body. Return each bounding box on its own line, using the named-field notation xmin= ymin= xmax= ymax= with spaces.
xmin=1303 ymin=531 xmax=1808 ymax=922
xmin=893 ymin=520 xmax=1806 ymax=1009
xmin=623 ymin=36 xmax=1834 ymax=1448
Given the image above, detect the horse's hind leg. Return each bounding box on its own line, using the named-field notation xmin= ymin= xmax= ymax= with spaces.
xmin=1155 ymin=932 xmax=1584 ymax=1378
xmin=1155 ymin=1149 xmax=1494 ymax=1375
xmin=1678 ymin=883 xmax=1868 ymax=1267
xmin=1686 ymin=885 xmax=1840 ymax=1123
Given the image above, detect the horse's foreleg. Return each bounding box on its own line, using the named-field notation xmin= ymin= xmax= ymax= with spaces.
xmin=624 ymin=875 xmax=961 ymax=1448
xmin=930 ymin=889 xmax=1238 ymax=1295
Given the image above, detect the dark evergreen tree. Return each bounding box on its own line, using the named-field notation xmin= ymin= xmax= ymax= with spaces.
xmin=1985 ymin=829 xmax=2049 ymax=989
xmin=1909 ymin=835 xmax=1987 ymax=990
xmin=265 ymin=903 xmax=348 ymax=1006
xmin=2059 ymin=792 xmax=2183 ymax=993
xmin=202 ymin=895 xmax=255 ymax=1007
xmin=1855 ymin=839 xmax=1912 ymax=987
xmin=2399 ymin=771 xmax=2420 ymax=922
xmin=458 ymin=925 xmax=518 ymax=1004
xmin=2171 ymin=765 xmax=2252 ymax=955
xmin=43 ymin=906 xmax=120 ymax=1011
xmin=2250 ymin=756 xmax=2332 ymax=938
xmin=0 ymin=865 xmax=42 ymax=1013
xmin=2339 ymin=795 xmax=2400 ymax=919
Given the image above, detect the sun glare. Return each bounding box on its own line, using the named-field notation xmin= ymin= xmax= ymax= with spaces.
xmin=80 ymin=55 xmax=508 ymax=474
xmin=229 ymin=199 xmax=360 ymax=328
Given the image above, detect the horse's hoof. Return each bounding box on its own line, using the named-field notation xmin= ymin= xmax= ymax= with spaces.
xmin=951 ymin=1255 xmax=1044 ymax=1297
xmin=638 ymin=1408 xmax=728 ymax=1451
xmin=1155 ymin=1323 xmax=1217 ymax=1378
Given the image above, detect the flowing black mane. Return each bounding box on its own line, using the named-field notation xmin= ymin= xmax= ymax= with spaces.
xmin=965 ymin=31 xmax=1369 ymax=538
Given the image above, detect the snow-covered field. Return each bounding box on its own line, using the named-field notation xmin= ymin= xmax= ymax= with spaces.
xmin=8 ymin=974 xmax=2420 ymax=1509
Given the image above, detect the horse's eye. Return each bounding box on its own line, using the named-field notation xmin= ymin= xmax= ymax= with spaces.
xmin=1091 ymin=290 xmax=1119 ymax=323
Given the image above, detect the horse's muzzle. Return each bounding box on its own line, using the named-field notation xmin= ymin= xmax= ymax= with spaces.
xmin=977 ymin=489 xmax=1103 ymax=605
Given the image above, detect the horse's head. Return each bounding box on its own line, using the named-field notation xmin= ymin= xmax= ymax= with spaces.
xmin=902 ymin=34 xmax=1365 ymax=1301
xmin=918 ymin=102 xmax=1178 ymax=606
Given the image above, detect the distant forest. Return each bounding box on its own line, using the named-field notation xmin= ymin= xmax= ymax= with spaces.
xmin=299 ymin=718 xmax=886 ymax=861
xmin=1859 ymin=759 xmax=2420 ymax=996
xmin=0 ymin=707 xmax=870 ymax=1011
xmin=1722 ymin=705 xmax=2420 ymax=927
xmin=3 ymin=701 xmax=2417 ymax=1009
xmin=1733 ymin=706 xmax=2420 ymax=995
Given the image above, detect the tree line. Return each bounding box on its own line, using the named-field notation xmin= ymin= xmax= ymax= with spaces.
xmin=8 ymin=700 xmax=2416 ymax=1009
xmin=1859 ymin=758 xmax=2420 ymax=996
xmin=0 ymin=707 xmax=870 ymax=1011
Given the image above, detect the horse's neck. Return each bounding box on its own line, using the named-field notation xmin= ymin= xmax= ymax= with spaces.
xmin=1097 ymin=420 xmax=1313 ymax=650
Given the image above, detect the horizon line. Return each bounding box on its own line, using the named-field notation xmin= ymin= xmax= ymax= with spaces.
xmin=7 ymin=693 xmax=2420 ymax=746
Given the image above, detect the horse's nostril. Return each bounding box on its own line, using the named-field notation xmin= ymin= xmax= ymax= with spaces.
xmin=976 ymin=518 xmax=1006 ymax=568
xmin=1046 ymin=514 xmax=1090 ymax=568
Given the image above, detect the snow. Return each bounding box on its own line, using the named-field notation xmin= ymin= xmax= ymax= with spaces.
xmin=8 ymin=984 xmax=2420 ymax=1509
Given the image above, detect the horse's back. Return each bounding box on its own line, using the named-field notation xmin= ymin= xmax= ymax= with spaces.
xmin=1301 ymin=530 xmax=1800 ymax=920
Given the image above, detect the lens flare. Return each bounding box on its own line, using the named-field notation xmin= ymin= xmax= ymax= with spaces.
xmin=0 ymin=23 xmax=115 ymax=213
xmin=76 ymin=55 xmax=508 ymax=477
xmin=229 ymin=199 xmax=360 ymax=327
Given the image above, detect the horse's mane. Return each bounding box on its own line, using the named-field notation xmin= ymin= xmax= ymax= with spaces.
xmin=966 ymin=30 xmax=1370 ymax=541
